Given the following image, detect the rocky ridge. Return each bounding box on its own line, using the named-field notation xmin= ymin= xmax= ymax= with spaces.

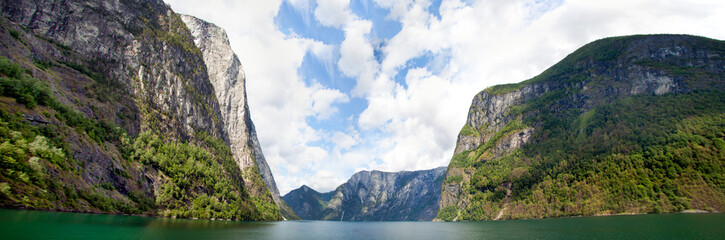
xmin=180 ymin=15 xmax=298 ymax=220
xmin=284 ymin=167 xmax=446 ymax=221
xmin=281 ymin=185 xmax=334 ymax=220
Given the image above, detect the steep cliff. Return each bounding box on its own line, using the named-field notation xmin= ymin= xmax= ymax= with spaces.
xmin=438 ymin=34 xmax=725 ymax=221
xmin=284 ymin=167 xmax=446 ymax=221
xmin=0 ymin=0 xmax=282 ymax=220
xmin=180 ymin=15 xmax=299 ymax=220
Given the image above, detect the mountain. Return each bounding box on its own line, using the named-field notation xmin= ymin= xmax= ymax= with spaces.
xmin=0 ymin=0 xmax=284 ymax=220
xmin=283 ymin=167 xmax=447 ymax=221
xmin=282 ymin=185 xmax=335 ymax=220
xmin=437 ymin=34 xmax=725 ymax=221
xmin=179 ymin=15 xmax=299 ymax=220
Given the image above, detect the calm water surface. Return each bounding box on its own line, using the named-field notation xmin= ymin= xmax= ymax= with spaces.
xmin=1 ymin=209 xmax=723 ymax=239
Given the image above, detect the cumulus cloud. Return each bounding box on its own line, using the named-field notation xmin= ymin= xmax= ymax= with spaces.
xmin=310 ymin=83 xmax=350 ymax=119
xmin=307 ymin=170 xmax=348 ymax=191
xmin=338 ymin=20 xmax=389 ymax=96
xmin=165 ymin=0 xmax=725 ymax=195
xmin=359 ymin=68 xmax=471 ymax=171
xmin=314 ymin=0 xmax=355 ymax=27
xmin=352 ymin=0 xmax=725 ymax=176
xmin=331 ymin=131 xmax=358 ymax=151
xmin=164 ymin=0 xmax=350 ymax=194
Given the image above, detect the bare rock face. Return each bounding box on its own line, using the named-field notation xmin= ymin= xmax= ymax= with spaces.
xmin=180 ymin=15 xmax=298 ymax=220
xmin=1 ymin=0 xmax=226 ymax=141
xmin=283 ymin=167 xmax=447 ymax=221
xmin=454 ymin=84 xmax=552 ymax=155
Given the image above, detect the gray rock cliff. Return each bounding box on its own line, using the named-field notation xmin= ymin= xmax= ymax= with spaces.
xmin=0 ymin=0 xmax=284 ymax=220
xmin=2 ymin=0 xmax=226 ymax=141
xmin=284 ymin=167 xmax=447 ymax=221
xmin=180 ymin=15 xmax=298 ymax=220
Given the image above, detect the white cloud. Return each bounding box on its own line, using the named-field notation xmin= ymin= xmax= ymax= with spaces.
xmin=359 ymin=68 xmax=470 ymax=171
xmin=352 ymin=0 xmax=725 ymax=175
xmin=307 ymin=170 xmax=347 ymax=192
xmin=310 ymin=83 xmax=349 ymax=119
xmin=372 ymin=0 xmax=416 ymax=19
xmin=331 ymin=131 xmax=358 ymax=151
xmin=338 ymin=20 xmax=390 ymax=96
xmin=164 ymin=0 xmax=725 ymax=195
xmin=314 ymin=0 xmax=355 ymax=27
xmin=164 ymin=0 xmax=350 ymax=195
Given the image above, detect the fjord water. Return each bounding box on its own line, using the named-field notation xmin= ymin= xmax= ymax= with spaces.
xmin=2 ymin=209 xmax=723 ymax=240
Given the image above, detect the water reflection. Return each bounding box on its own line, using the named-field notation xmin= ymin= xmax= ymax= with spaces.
xmin=1 ymin=209 xmax=276 ymax=240
xmin=2 ymin=209 xmax=724 ymax=240
xmin=144 ymin=216 xmax=271 ymax=230
xmin=140 ymin=217 xmax=276 ymax=239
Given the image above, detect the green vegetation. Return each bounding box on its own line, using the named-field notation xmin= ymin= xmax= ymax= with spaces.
xmin=0 ymin=58 xmax=52 ymax=109
xmin=128 ymin=131 xmax=269 ymax=220
xmin=446 ymin=90 xmax=725 ymax=221
xmin=0 ymin=56 xmax=280 ymax=220
xmin=482 ymin=35 xmax=666 ymax=96
xmin=0 ymin=56 xmax=141 ymax=213
xmin=459 ymin=124 xmax=479 ymax=137
xmin=0 ymin=56 xmax=123 ymax=144
xmin=62 ymin=59 xmax=126 ymax=103
xmin=439 ymin=35 xmax=725 ymax=221
xmin=437 ymin=206 xmax=458 ymax=221
xmin=7 ymin=28 xmax=20 ymax=40
xmin=484 ymin=83 xmax=524 ymax=95
xmin=0 ymin=97 xmax=130 ymax=212
xmin=0 ymin=57 xmax=24 ymax=78
xmin=252 ymin=196 xmax=282 ymax=220
xmin=0 ymin=77 xmax=50 ymax=109
xmin=138 ymin=13 xmax=202 ymax=60
xmin=443 ymin=175 xmax=463 ymax=184
xmin=452 ymin=119 xmax=526 ymax=167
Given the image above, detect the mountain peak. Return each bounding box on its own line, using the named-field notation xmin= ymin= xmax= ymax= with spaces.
xmin=284 ymin=167 xmax=447 ymax=221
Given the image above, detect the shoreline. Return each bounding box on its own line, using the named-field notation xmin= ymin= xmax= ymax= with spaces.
xmin=436 ymin=209 xmax=719 ymax=223
xmin=1 ymin=206 xmax=719 ymax=223
xmin=0 ymin=205 xmax=278 ymax=222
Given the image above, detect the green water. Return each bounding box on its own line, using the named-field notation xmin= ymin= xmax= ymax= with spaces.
xmin=1 ymin=209 xmax=723 ymax=239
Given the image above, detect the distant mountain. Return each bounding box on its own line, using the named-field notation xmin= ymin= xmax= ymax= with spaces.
xmin=283 ymin=167 xmax=446 ymax=221
xmin=437 ymin=34 xmax=725 ymax=221
xmin=282 ymin=185 xmax=335 ymax=220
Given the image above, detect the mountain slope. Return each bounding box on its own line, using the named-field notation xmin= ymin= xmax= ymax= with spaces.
xmin=180 ymin=15 xmax=299 ymax=220
xmin=437 ymin=34 xmax=725 ymax=221
xmin=284 ymin=167 xmax=446 ymax=221
xmin=282 ymin=185 xmax=334 ymax=220
xmin=0 ymin=0 xmax=282 ymax=220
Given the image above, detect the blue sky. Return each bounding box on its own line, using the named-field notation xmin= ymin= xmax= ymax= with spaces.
xmin=165 ymin=0 xmax=725 ymax=194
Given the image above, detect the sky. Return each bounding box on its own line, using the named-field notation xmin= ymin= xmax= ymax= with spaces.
xmin=163 ymin=0 xmax=725 ymax=195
